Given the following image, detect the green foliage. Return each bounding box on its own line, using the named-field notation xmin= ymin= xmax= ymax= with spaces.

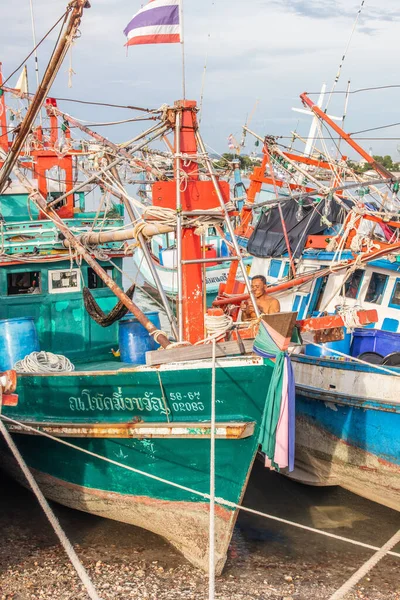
xmin=214 ymin=153 xmax=261 ymax=171
xmin=347 ymin=155 xmax=400 ymax=174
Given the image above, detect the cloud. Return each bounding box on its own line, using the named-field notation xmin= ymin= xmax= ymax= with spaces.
xmin=271 ymin=0 xmax=400 ymax=35
xmin=271 ymin=0 xmax=345 ymax=20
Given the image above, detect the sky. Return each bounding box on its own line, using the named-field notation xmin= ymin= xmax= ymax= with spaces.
xmin=1 ymin=0 xmax=400 ymax=159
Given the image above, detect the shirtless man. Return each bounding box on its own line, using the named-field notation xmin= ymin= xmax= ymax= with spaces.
xmin=241 ymin=275 xmax=280 ymax=320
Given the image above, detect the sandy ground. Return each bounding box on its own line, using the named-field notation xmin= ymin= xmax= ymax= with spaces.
xmin=0 ymin=459 xmax=399 ymax=600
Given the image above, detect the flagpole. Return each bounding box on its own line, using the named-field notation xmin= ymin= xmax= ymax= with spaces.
xmin=179 ymin=0 xmax=186 ymax=99
xmin=29 ymin=0 xmax=43 ymax=125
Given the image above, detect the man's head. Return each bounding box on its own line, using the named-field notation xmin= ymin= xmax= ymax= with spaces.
xmin=251 ymin=275 xmax=267 ymax=298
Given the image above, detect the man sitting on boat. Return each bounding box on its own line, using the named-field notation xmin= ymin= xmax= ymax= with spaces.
xmin=241 ymin=275 xmax=280 ymax=320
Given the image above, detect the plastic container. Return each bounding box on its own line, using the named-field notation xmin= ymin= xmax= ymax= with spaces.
xmin=351 ymin=328 xmax=400 ymax=358
xmin=304 ymin=332 xmax=352 ymax=359
xmin=118 ymin=311 xmax=161 ymax=365
xmin=0 ymin=317 xmax=40 ymax=371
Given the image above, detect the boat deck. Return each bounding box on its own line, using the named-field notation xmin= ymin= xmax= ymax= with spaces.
xmin=73 ymin=360 xmax=139 ymax=373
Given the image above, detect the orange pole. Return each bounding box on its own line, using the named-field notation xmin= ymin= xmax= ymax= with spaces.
xmin=263 ymin=145 xmax=296 ymax=277
xmin=300 ymin=93 xmax=393 ymax=180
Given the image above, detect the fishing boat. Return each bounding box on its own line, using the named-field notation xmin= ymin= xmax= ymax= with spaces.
xmin=213 ymin=93 xmax=400 ymax=511
xmin=0 ymin=3 xmax=297 ymax=572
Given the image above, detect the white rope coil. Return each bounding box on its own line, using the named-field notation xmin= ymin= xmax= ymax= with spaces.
xmin=204 ymin=312 xmax=233 ymax=341
xmin=133 ymin=205 xmax=231 ymax=240
xmin=14 ymin=351 xmax=75 ymax=373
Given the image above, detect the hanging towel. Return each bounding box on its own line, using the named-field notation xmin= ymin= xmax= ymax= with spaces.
xmin=253 ymin=320 xmax=296 ymax=472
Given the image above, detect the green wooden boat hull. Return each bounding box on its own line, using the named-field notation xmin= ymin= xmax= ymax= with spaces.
xmin=2 ymin=355 xmax=274 ymax=573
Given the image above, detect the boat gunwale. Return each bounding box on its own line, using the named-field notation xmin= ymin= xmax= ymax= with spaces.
xmin=15 ymin=354 xmax=266 ymax=377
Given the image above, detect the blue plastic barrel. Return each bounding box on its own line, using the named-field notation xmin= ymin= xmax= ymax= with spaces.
xmin=304 ymin=332 xmax=352 ymax=359
xmin=118 ymin=312 xmax=161 ymax=365
xmin=0 ymin=317 xmax=40 ymax=371
xmin=351 ymin=328 xmax=400 ymax=358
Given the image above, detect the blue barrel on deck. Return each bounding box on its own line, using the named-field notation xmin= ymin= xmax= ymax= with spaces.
xmin=304 ymin=332 xmax=352 ymax=359
xmin=351 ymin=328 xmax=400 ymax=358
xmin=0 ymin=317 xmax=40 ymax=371
xmin=118 ymin=311 xmax=161 ymax=365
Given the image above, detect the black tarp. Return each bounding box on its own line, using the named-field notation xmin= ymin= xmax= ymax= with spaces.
xmin=247 ymin=197 xmax=345 ymax=258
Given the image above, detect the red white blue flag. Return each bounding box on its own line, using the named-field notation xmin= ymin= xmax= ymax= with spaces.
xmin=124 ymin=0 xmax=181 ymax=47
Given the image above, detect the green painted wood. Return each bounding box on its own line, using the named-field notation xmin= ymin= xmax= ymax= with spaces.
xmin=4 ymin=359 xmax=274 ymax=506
xmin=0 ymin=260 xmax=124 ymax=361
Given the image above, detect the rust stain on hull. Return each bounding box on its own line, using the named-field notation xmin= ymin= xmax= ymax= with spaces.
xmin=2 ymin=460 xmax=238 ymax=575
xmin=6 ymin=420 xmax=255 ymax=440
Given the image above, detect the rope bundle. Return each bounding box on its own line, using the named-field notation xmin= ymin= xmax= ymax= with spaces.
xmin=14 ymin=351 xmax=75 ymax=373
xmin=204 ymin=312 xmax=233 ymax=341
xmin=134 ymin=205 xmax=233 ymax=240
xmin=337 ymin=305 xmax=362 ymax=330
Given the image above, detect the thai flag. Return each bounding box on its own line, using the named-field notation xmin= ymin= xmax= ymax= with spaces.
xmin=124 ymin=0 xmax=181 ymax=47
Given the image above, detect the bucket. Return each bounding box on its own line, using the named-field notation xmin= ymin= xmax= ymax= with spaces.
xmin=0 ymin=317 xmax=40 ymax=371
xmin=304 ymin=332 xmax=352 ymax=359
xmin=118 ymin=312 xmax=161 ymax=365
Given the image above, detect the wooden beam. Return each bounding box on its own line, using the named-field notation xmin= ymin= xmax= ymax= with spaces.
xmin=146 ymin=339 xmax=254 ymax=366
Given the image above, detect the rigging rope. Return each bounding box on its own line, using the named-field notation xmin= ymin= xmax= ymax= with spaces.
xmin=325 ymin=0 xmax=365 ymax=112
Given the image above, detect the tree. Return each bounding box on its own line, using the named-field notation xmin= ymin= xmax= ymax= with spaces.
xmin=214 ymin=153 xmax=259 ymax=171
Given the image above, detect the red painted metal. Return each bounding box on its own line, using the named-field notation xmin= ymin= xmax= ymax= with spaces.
xmin=300 ymin=93 xmax=393 ymax=180
xmin=153 ymin=100 xmax=230 ymax=343
xmin=1 ymin=394 xmax=18 ymax=406
xmin=305 ymin=235 xmax=333 ymax=249
xmin=152 ymin=180 xmax=230 ymax=210
xmin=297 ymin=309 xmax=378 ymax=332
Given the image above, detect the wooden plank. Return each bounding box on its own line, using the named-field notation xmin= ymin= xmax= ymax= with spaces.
xmin=146 ymin=339 xmax=255 ymax=366
xmin=7 ymin=420 xmax=256 ymax=440
xmin=297 ymin=309 xmax=378 ymax=332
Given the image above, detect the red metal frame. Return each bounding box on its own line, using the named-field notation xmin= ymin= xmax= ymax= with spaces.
xmin=153 ymin=100 xmax=230 ymax=343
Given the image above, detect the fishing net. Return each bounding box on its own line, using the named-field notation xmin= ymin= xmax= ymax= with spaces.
xmin=83 ymin=282 xmax=136 ymax=327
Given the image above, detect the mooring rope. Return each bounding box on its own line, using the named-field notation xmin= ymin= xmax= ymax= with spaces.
xmin=0 ymin=420 xmax=102 ymax=600
xmin=307 ymin=342 xmax=400 ymax=377
xmin=329 ymin=528 xmax=400 ymax=600
xmin=2 ymin=414 xmax=400 ymax=561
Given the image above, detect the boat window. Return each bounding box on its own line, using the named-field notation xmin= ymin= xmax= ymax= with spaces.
xmin=282 ymin=263 xmax=290 ymax=278
xmin=269 ymin=259 xmax=281 ymax=278
xmin=390 ymin=280 xmax=400 ymax=308
xmin=7 ymin=272 xmax=41 ymax=296
xmin=48 ymin=269 xmax=81 ymax=294
xmin=343 ymin=269 xmax=364 ymax=299
xmin=365 ymin=272 xmax=388 ymax=305
xmin=88 ymin=267 xmax=113 ymax=289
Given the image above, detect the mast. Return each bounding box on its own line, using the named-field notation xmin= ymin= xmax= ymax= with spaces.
xmin=0 ymin=0 xmax=90 ymax=194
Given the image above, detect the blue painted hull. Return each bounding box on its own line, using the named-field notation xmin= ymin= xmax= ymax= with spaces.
xmin=289 ymin=356 xmax=400 ymax=511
